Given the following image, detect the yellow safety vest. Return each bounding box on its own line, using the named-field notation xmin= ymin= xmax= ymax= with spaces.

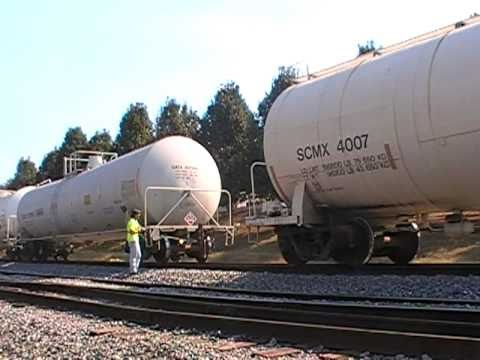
xmin=126 ymin=218 xmax=141 ymax=242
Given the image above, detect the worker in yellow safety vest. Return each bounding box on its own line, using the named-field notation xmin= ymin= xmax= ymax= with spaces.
xmin=126 ymin=208 xmax=144 ymax=275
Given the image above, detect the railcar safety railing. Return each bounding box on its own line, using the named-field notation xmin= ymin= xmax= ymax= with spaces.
xmin=143 ymin=186 xmax=234 ymax=246
xmin=248 ymin=162 xmax=267 ymax=218
xmin=63 ymin=150 xmax=118 ymax=177
xmin=4 ymin=215 xmax=17 ymax=242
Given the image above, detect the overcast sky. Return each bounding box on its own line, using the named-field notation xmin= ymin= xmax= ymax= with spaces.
xmin=0 ymin=0 xmax=478 ymax=184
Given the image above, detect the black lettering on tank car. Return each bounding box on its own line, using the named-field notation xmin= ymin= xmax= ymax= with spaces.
xmin=297 ymin=148 xmax=305 ymax=161
xmin=304 ymin=146 xmax=312 ymax=159
xmin=296 ymin=143 xmax=330 ymax=162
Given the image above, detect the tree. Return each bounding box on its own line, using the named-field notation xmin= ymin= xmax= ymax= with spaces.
xmin=357 ymin=40 xmax=379 ymax=56
xmin=38 ymin=127 xmax=88 ymax=181
xmin=200 ymin=82 xmax=256 ymax=197
xmin=39 ymin=148 xmax=62 ymax=181
xmin=155 ymin=98 xmax=200 ymax=139
xmin=257 ymin=66 xmax=298 ymax=127
xmin=252 ymin=66 xmax=299 ymax=197
xmin=6 ymin=157 xmax=38 ymax=190
xmin=60 ymin=127 xmax=88 ymax=155
xmin=115 ymin=103 xmax=154 ymax=155
xmin=89 ymin=129 xmax=114 ymax=152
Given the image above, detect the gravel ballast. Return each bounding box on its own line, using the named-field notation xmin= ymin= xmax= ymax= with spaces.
xmin=1 ymin=261 xmax=479 ymax=300
xmin=0 ymin=298 xmax=257 ymax=359
xmin=0 ymin=299 xmax=427 ymax=359
xmin=0 ymin=261 xmax=442 ymax=359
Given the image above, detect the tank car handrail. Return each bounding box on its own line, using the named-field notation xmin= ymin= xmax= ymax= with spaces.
xmin=5 ymin=215 xmax=17 ymax=242
xmin=63 ymin=150 xmax=119 ymax=176
xmin=249 ymin=162 xmax=267 ymax=218
xmin=143 ymin=186 xmax=233 ymax=229
xmin=69 ymin=150 xmax=118 ymax=158
xmin=295 ymin=15 xmax=480 ymax=83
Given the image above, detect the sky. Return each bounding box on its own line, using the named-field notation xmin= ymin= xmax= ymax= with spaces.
xmin=0 ymin=0 xmax=478 ymax=184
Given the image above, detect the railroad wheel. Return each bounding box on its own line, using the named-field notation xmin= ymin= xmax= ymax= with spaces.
xmin=152 ymin=237 xmax=171 ymax=265
xmin=196 ymin=244 xmax=209 ymax=264
xmin=196 ymin=255 xmax=207 ymax=264
xmin=34 ymin=241 xmax=49 ymax=262
xmin=5 ymin=247 xmax=17 ymax=261
xmin=18 ymin=243 xmax=35 ymax=262
xmin=195 ymin=237 xmax=210 ymax=264
xmin=331 ymin=218 xmax=374 ymax=266
xmin=142 ymin=248 xmax=152 ymax=261
xmin=276 ymin=227 xmax=310 ymax=266
xmin=388 ymin=231 xmax=420 ymax=265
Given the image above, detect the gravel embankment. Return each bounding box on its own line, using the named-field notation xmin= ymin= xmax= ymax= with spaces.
xmin=1 ymin=261 xmax=479 ymax=300
xmin=1 ymin=274 xmax=474 ymax=311
xmin=0 ymin=299 xmax=429 ymax=360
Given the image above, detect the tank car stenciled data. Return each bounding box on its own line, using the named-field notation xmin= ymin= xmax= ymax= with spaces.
xmin=2 ymin=136 xmax=234 ymax=263
xmin=247 ymin=17 xmax=480 ymax=265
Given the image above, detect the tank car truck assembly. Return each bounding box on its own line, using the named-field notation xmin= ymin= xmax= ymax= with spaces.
xmin=246 ymin=16 xmax=480 ymax=265
xmin=0 ymin=136 xmax=234 ymax=263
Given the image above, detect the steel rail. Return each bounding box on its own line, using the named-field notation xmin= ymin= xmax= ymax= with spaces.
xmin=0 ymin=280 xmax=479 ymax=359
xmin=2 ymin=259 xmax=480 ymax=275
xmin=1 ymin=268 xmax=479 ymax=308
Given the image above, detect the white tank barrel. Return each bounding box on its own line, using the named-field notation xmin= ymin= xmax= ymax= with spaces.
xmin=264 ymin=19 xmax=480 ymax=217
xmin=0 ymin=187 xmax=34 ymax=239
xmin=17 ymin=136 xmax=221 ymax=238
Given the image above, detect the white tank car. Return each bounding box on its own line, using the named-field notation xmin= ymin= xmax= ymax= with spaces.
xmin=17 ymin=136 xmax=221 ymax=238
xmin=250 ymin=17 xmax=480 ymax=265
xmin=0 ymin=187 xmax=34 ymax=239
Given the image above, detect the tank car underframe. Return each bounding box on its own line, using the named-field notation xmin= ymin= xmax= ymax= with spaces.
xmin=143 ymin=186 xmax=235 ymax=265
xmin=268 ymin=215 xmax=420 ymax=266
xmin=4 ymin=238 xmax=74 ymax=262
xmin=246 ymin=179 xmax=420 ymax=266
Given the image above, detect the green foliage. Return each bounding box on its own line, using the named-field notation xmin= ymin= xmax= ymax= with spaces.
xmin=89 ymin=129 xmax=114 ymax=152
xmin=357 ymin=40 xmax=378 ymax=56
xmin=38 ymin=127 xmax=88 ymax=181
xmin=253 ymin=66 xmax=298 ymax=197
xmin=115 ymin=103 xmax=154 ymax=155
xmin=6 ymin=157 xmax=38 ymax=190
xmin=155 ymin=98 xmax=200 ymax=139
xmin=200 ymin=82 xmax=257 ymax=197
xmin=257 ymin=66 xmax=297 ymax=127
xmin=39 ymin=148 xmax=62 ymax=181
xmin=60 ymin=127 xmax=88 ymax=155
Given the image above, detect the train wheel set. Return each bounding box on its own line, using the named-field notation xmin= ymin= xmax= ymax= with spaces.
xmin=274 ymin=218 xmax=420 ymax=266
xmin=5 ymin=240 xmax=73 ymax=262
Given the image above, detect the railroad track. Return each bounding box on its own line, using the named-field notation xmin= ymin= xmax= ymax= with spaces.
xmin=1 ymin=268 xmax=479 ymax=308
xmin=2 ymin=259 xmax=480 ymax=275
xmin=0 ymin=278 xmax=478 ymax=359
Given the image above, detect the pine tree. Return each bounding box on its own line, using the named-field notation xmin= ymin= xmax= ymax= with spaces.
xmin=155 ymin=98 xmax=200 ymax=139
xmin=89 ymin=129 xmax=114 ymax=152
xmin=6 ymin=157 xmax=38 ymax=189
xmin=115 ymin=103 xmax=154 ymax=155
xmin=258 ymin=66 xmax=297 ymax=127
xmin=200 ymin=82 xmax=256 ymax=197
